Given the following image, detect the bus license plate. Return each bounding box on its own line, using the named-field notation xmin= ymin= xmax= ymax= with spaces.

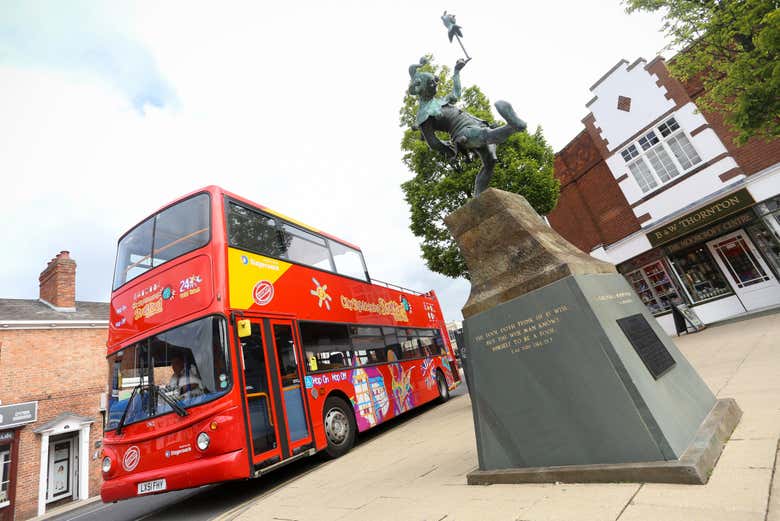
xmin=137 ymin=478 xmax=166 ymax=495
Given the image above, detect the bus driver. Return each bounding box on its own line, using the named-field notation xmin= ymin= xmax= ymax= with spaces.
xmin=165 ymin=354 xmax=203 ymax=401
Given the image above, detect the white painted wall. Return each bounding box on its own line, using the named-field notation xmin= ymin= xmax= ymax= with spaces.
xmin=690 ymin=295 xmax=745 ymax=324
xmin=655 ymin=313 xmax=676 ymax=336
xmin=604 ymin=101 xmax=735 ymax=220
xmin=602 ymin=233 xmax=652 ymax=265
xmin=589 ymin=245 xmax=612 ymax=263
xmin=747 ymin=164 xmax=780 ymax=201
xmin=589 ymin=60 xmax=675 ymax=152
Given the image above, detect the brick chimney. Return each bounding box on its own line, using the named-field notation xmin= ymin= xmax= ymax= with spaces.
xmin=39 ymin=251 xmax=77 ymax=311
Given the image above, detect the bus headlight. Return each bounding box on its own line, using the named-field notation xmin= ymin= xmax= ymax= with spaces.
xmin=102 ymin=456 xmax=112 ymax=473
xmin=196 ymin=432 xmax=210 ymax=451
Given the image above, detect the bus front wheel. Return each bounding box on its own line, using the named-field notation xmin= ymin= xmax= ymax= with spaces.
xmin=323 ymin=396 xmax=356 ymax=458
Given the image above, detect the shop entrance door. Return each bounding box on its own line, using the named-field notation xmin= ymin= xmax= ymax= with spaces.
xmin=706 ymin=230 xmax=780 ymax=310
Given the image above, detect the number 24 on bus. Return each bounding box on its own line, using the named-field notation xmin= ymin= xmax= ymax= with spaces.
xmin=100 ymin=186 xmax=461 ymax=502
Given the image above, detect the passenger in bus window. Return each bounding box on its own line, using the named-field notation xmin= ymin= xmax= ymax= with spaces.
xmin=386 ymin=347 xmax=398 ymax=362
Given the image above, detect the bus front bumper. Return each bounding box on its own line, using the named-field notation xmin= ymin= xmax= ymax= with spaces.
xmin=101 ymin=448 xmax=247 ymax=503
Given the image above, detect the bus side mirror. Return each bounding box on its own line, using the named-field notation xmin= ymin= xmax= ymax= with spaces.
xmin=237 ymin=319 xmax=252 ymax=338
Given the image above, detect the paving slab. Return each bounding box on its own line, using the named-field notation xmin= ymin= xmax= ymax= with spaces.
xmin=619 ymin=503 xmax=764 ymax=521
xmin=220 ymin=312 xmax=780 ymax=521
xmin=768 ymin=442 xmax=780 ymax=521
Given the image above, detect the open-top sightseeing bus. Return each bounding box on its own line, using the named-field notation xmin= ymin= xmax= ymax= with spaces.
xmin=100 ymin=186 xmax=460 ymax=501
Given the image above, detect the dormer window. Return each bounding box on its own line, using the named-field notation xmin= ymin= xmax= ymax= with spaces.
xmin=621 ymin=117 xmax=702 ymax=194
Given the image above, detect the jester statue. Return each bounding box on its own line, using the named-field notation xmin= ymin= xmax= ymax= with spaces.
xmin=408 ymin=56 xmax=527 ymax=196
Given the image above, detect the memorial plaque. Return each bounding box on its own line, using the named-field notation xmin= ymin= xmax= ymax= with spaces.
xmin=617 ymin=314 xmax=676 ymax=379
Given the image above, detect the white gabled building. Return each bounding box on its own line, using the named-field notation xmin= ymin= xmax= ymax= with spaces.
xmin=549 ymin=57 xmax=780 ymax=335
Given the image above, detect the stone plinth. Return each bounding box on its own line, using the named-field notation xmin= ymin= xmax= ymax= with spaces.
xmin=444 ymin=188 xmax=614 ymax=319
xmin=444 ymin=188 xmax=740 ymax=484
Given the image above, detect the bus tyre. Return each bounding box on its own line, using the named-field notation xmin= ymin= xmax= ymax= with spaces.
xmin=436 ymin=370 xmax=450 ymax=403
xmin=323 ymin=396 xmax=356 ymax=458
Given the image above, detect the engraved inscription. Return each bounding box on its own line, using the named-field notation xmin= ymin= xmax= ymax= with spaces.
xmin=594 ymin=291 xmax=634 ymax=305
xmin=472 ymin=305 xmax=570 ymax=355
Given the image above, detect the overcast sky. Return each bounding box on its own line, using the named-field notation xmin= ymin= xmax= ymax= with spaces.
xmin=0 ymin=1 xmax=669 ymax=323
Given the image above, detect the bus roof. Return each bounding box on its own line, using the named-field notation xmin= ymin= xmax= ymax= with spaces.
xmin=125 ymin=185 xmax=363 ymax=252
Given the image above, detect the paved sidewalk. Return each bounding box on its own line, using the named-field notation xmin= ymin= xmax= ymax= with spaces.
xmin=222 ymin=313 xmax=780 ymax=521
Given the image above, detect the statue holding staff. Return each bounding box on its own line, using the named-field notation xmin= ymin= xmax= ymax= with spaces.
xmin=408 ymin=13 xmax=527 ymax=196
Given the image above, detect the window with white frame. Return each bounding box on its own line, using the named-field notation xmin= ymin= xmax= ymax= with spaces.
xmin=0 ymin=446 xmax=10 ymax=507
xmin=620 ymin=117 xmax=702 ymax=194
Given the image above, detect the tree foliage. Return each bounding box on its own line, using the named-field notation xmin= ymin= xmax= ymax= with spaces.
xmin=399 ymin=59 xmax=559 ymax=279
xmin=625 ymin=0 xmax=780 ymax=144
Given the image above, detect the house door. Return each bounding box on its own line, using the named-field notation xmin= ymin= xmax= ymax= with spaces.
xmin=46 ymin=436 xmax=76 ymax=503
xmin=706 ymin=230 xmax=780 ymax=310
xmin=238 ymin=318 xmax=312 ymax=468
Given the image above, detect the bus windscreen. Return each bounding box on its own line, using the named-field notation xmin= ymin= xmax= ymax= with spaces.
xmin=113 ymin=193 xmax=211 ymax=290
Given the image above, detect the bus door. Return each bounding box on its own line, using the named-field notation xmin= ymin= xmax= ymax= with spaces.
xmin=237 ymin=317 xmax=312 ymax=468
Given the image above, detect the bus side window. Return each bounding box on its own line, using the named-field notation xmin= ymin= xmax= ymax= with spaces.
xmin=299 ymin=322 xmax=352 ymax=372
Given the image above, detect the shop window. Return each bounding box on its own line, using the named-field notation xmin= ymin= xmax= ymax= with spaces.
xmin=620 ymin=117 xmax=702 ymax=194
xmin=755 ymin=197 xmax=780 ymax=236
xmin=747 ymin=225 xmax=780 ymax=279
xmin=625 ymin=261 xmax=683 ymax=314
xmin=750 ymin=197 xmax=780 ymax=278
xmin=0 ymin=446 xmax=9 ymax=508
xmin=668 ymin=246 xmax=733 ymax=303
xmin=710 ymin=235 xmax=770 ymax=288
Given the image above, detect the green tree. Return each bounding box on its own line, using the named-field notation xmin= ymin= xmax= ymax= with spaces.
xmin=624 ymin=0 xmax=780 ymax=144
xmin=399 ymin=59 xmax=559 ymax=279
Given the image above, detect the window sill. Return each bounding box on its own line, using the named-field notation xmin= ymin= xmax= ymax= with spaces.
xmin=688 ymin=292 xmax=735 ymax=306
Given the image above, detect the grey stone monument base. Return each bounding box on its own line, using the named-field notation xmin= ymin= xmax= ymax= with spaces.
xmin=444 ymin=189 xmax=740 ymax=486
xmin=467 ymin=398 xmax=742 ymax=485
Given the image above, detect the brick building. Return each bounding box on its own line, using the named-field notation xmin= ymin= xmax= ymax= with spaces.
xmin=549 ymin=57 xmax=780 ymax=335
xmin=0 ymin=252 xmax=108 ymax=520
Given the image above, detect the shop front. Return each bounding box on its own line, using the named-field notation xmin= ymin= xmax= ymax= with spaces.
xmin=619 ymin=189 xmax=780 ymax=333
xmin=0 ymin=402 xmax=37 ymax=521
xmin=0 ymin=430 xmax=17 ymax=521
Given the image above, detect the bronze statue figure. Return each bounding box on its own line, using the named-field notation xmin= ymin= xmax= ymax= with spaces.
xmin=408 ymin=56 xmax=527 ymax=196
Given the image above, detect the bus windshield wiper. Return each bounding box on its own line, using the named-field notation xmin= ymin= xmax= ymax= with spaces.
xmin=115 ymin=384 xmax=188 ymax=434
xmin=153 ymin=385 xmax=188 ymax=417
xmin=115 ymin=384 xmax=142 ymax=435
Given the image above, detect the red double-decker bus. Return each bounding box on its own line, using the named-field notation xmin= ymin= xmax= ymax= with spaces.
xmin=100 ymin=186 xmax=460 ymax=501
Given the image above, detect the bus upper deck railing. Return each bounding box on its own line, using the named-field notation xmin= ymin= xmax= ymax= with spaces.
xmin=370 ymin=278 xmax=429 ymax=297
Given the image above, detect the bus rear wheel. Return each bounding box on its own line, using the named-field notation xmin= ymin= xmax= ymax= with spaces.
xmin=323 ymin=396 xmax=356 ymax=458
xmin=436 ymin=370 xmax=450 ymax=403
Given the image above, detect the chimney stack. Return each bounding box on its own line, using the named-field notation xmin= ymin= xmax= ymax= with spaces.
xmin=39 ymin=251 xmax=77 ymax=311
